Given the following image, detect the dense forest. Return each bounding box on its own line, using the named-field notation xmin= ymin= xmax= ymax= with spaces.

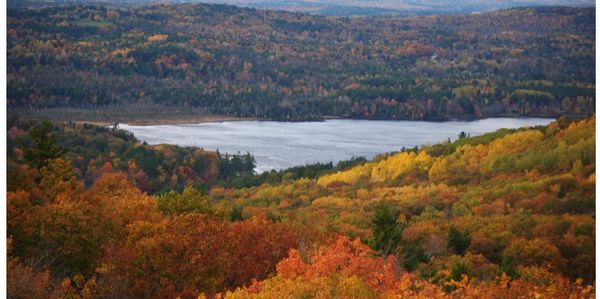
xmin=7 ymin=4 xmax=595 ymax=121
xmin=7 ymin=119 xmax=259 ymax=193
xmin=7 ymin=118 xmax=369 ymax=193
xmin=7 ymin=115 xmax=595 ymax=297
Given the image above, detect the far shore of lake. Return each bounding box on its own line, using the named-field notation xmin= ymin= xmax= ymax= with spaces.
xmin=11 ymin=107 xmax=585 ymax=127
xmin=76 ymin=115 xmax=260 ymax=127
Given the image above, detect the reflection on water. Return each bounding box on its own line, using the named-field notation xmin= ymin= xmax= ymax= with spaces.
xmin=120 ymin=118 xmax=554 ymax=173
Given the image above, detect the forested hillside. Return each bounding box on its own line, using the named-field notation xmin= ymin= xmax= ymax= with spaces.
xmin=7 ymin=119 xmax=370 ymax=193
xmin=7 ymin=116 xmax=595 ymax=297
xmin=8 ymin=4 xmax=595 ymax=121
xmin=7 ymin=119 xmax=258 ymax=193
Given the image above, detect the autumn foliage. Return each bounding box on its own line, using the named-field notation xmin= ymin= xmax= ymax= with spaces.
xmin=7 ymin=5 xmax=594 ymax=121
xmin=226 ymin=235 xmax=594 ymax=298
xmin=6 ymin=116 xmax=596 ymax=297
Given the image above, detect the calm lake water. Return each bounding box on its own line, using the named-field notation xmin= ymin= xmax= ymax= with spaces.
xmin=120 ymin=118 xmax=554 ymax=173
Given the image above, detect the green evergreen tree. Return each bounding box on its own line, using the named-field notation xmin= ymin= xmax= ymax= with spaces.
xmin=500 ymin=253 xmax=518 ymax=278
xmin=369 ymin=203 xmax=402 ymax=256
xmin=448 ymin=226 xmax=471 ymax=255
xmin=23 ymin=121 xmax=65 ymax=169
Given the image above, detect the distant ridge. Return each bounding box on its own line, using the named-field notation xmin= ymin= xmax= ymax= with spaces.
xmin=7 ymin=0 xmax=596 ymax=15
xmin=7 ymin=4 xmax=595 ymax=122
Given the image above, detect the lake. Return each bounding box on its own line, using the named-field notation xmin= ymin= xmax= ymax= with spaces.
xmin=119 ymin=118 xmax=554 ymax=173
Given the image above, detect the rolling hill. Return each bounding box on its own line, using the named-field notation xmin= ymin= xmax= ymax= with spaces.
xmin=7 ymin=115 xmax=595 ymax=297
xmin=8 ymin=4 xmax=595 ymax=122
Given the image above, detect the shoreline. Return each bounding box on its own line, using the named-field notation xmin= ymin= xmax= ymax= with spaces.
xmin=12 ymin=108 xmax=583 ymax=127
xmin=21 ymin=114 xmax=261 ymax=127
xmin=78 ymin=115 xmax=564 ymax=127
xmin=107 ymin=115 xmax=260 ymax=126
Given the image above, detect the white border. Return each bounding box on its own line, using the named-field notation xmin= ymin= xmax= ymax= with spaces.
xmin=0 ymin=2 xmax=598 ymax=298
